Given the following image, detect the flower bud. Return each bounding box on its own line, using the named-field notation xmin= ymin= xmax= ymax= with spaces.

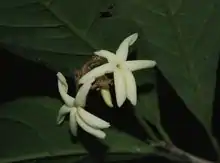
xmin=101 ymin=88 xmax=113 ymax=108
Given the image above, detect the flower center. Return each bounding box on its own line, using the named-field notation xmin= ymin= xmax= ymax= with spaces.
xmin=116 ymin=64 xmax=122 ymax=69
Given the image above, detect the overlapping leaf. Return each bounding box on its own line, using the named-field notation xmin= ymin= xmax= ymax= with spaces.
xmin=114 ymin=0 xmax=220 ymax=131
xmin=104 ymin=129 xmax=154 ymax=154
xmin=0 ymin=97 xmax=86 ymax=162
xmin=135 ymin=69 xmax=160 ymax=127
xmin=0 ymin=97 xmax=154 ymax=162
xmin=0 ymin=0 xmax=100 ymax=75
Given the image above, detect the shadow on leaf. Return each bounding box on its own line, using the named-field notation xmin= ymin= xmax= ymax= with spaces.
xmin=137 ymin=83 xmax=154 ymax=95
xmin=74 ymin=87 xmax=151 ymax=160
xmin=156 ymin=69 xmax=217 ymax=161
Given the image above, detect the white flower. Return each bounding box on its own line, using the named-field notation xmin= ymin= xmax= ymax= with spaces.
xmin=56 ymin=72 xmax=110 ymax=139
xmin=79 ymin=33 xmax=156 ymax=107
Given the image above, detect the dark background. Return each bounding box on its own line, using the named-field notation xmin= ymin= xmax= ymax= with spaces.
xmin=0 ymin=48 xmax=219 ymax=163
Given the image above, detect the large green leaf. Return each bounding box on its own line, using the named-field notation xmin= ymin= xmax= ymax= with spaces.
xmin=114 ymin=0 xmax=220 ymax=131
xmin=0 ymin=0 xmax=98 ymax=75
xmin=20 ymin=154 xmax=145 ymax=163
xmin=135 ymin=69 xmax=160 ymax=127
xmin=0 ymin=97 xmax=86 ymax=163
xmin=134 ymin=68 xmax=171 ymax=142
xmin=20 ymin=155 xmax=85 ymax=163
xmin=104 ymin=129 xmax=154 ymax=154
xmin=0 ymin=97 xmax=155 ymax=162
xmin=0 ymin=0 xmax=137 ymax=76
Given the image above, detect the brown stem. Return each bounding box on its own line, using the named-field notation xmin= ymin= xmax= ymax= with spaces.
xmin=153 ymin=142 xmax=214 ymax=163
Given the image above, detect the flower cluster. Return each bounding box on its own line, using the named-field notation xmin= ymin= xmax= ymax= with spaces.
xmin=57 ymin=33 xmax=156 ymax=139
xmin=56 ymin=72 xmax=110 ymax=139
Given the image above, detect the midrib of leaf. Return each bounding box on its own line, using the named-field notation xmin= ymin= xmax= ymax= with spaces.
xmin=39 ymin=1 xmax=98 ymax=51
xmin=1 ymin=151 xmax=85 ymax=163
xmin=83 ymin=2 xmax=100 ymax=36
xmin=0 ymin=24 xmax=63 ymax=28
xmin=0 ymin=116 xmax=54 ymax=163
xmin=0 ymin=116 xmax=50 ymax=151
xmin=7 ymin=42 xmax=93 ymax=55
xmin=166 ymin=7 xmax=196 ymax=83
xmin=165 ymin=3 xmax=219 ymax=130
xmin=191 ymin=3 xmax=217 ymax=51
xmin=189 ymin=4 xmax=217 ymax=130
xmin=0 ymin=102 xmax=87 ymax=162
xmin=165 ymin=4 xmax=205 ymax=112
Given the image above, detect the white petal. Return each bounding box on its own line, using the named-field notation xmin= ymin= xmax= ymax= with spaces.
xmin=58 ymin=80 xmax=75 ymax=107
xmin=79 ymin=63 xmax=115 ymax=84
xmin=125 ymin=60 xmax=156 ymax=72
xmin=69 ymin=108 xmax=77 ymax=136
xmin=101 ymin=89 xmax=113 ymax=108
xmin=56 ymin=105 xmax=71 ymax=125
xmin=124 ymin=70 xmax=137 ymax=105
xmin=94 ymin=50 xmax=118 ymax=63
xmin=77 ymin=107 xmax=110 ymax=129
xmin=76 ymin=113 xmax=107 ymax=139
xmin=75 ymin=78 xmax=94 ymax=107
xmin=57 ymin=72 xmax=75 ymax=106
xmin=57 ymin=72 xmax=67 ymax=85
xmin=116 ymin=33 xmax=138 ymax=61
xmin=57 ymin=72 xmax=68 ymax=92
xmin=114 ymin=69 xmax=126 ymax=107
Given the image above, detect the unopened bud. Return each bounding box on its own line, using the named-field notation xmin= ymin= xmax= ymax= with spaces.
xmin=101 ymin=89 xmax=113 ymax=108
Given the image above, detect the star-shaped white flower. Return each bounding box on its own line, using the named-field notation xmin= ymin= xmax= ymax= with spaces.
xmin=79 ymin=33 xmax=156 ymax=107
xmin=56 ymin=72 xmax=110 ymax=139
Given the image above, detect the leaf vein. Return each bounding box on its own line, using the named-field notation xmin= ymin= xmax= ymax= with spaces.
xmin=39 ymin=1 xmax=98 ymax=51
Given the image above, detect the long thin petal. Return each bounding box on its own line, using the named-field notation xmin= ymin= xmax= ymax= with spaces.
xmin=101 ymin=88 xmax=113 ymax=108
xmin=116 ymin=33 xmax=138 ymax=61
xmin=58 ymin=80 xmax=75 ymax=107
xmin=114 ymin=69 xmax=126 ymax=107
xmin=57 ymin=72 xmax=67 ymax=86
xmin=57 ymin=72 xmax=68 ymax=92
xmin=75 ymin=78 xmax=95 ymax=107
xmin=94 ymin=50 xmax=118 ymax=63
xmin=77 ymin=107 xmax=110 ymax=129
xmin=124 ymin=70 xmax=137 ymax=105
xmin=125 ymin=60 xmax=156 ymax=72
xmin=76 ymin=113 xmax=106 ymax=139
xmin=56 ymin=105 xmax=71 ymax=125
xmin=79 ymin=63 xmax=115 ymax=84
xmin=69 ymin=108 xmax=77 ymax=136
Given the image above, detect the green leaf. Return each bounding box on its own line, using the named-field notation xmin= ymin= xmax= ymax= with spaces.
xmin=0 ymin=97 xmax=156 ymax=162
xmin=105 ymin=131 xmax=155 ymax=163
xmin=20 ymin=154 xmax=145 ymax=163
xmin=0 ymin=97 xmax=86 ymax=163
xmin=105 ymin=154 xmax=145 ymax=163
xmin=135 ymin=69 xmax=160 ymax=127
xmin=20 ymin=155 xmax=85 ymax=163
xmin=104 ymin=129 xmax=154 ymax=154
xmin=134 ymin=68 xmax=171 ymax=142
xmin=114 ymin=0 xmax=220 ymax=131
xmin=168 ymin=0 xmax=182 ymax=15
xmin=0 ymin=0 xmax=137 ymax=76
xmin=0 ymin=0 xmax=99 ymax=75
